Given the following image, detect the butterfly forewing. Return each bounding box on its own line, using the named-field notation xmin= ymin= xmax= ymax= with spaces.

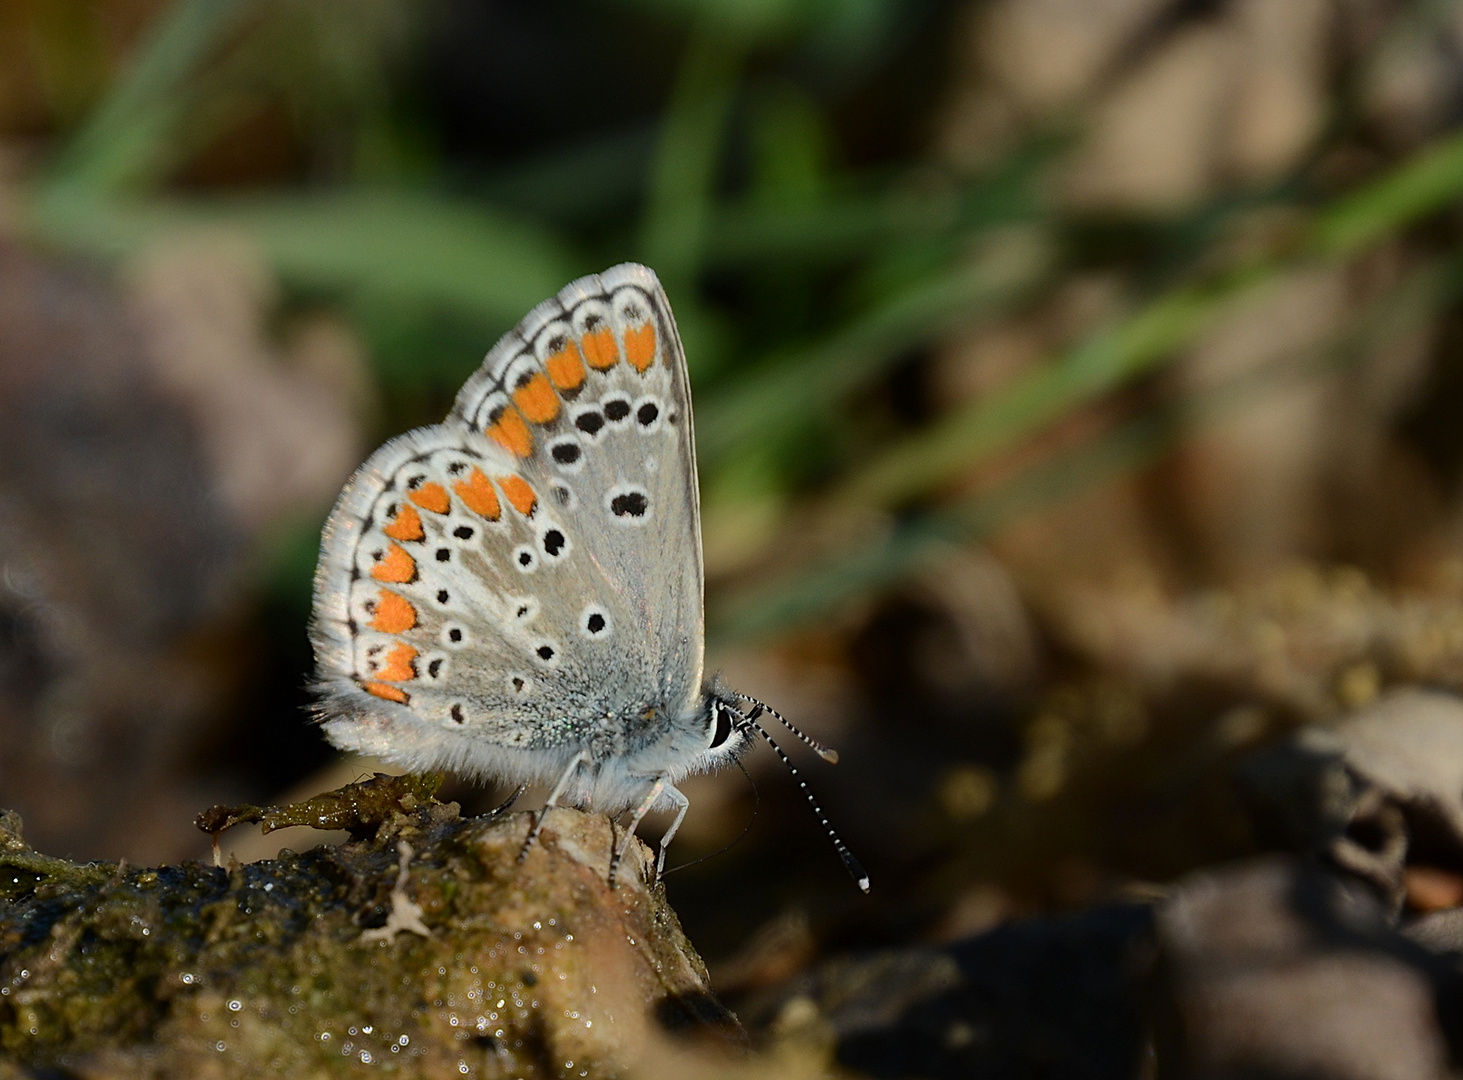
xmin=311 ymin=265 xmax=706 ymax=778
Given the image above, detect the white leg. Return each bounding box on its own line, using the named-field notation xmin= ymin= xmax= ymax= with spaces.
xmin=654 ymin=786 xmax=690 ymax=884
xmin=608 ymin=776 xmax=665 ymax=889
xmin=517 ymin=751 xmax=589 ymax=862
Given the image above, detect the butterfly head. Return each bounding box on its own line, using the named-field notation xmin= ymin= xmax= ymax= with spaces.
xmin=704 ymin=687 xmax=750 ymax=761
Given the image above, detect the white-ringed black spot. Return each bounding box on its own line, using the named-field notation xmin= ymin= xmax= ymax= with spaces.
xmin=602 ymin=394 xmax=632 ymax=425
xmin=509 ymin=675 xmax=528 ymax=694
xmin=532 ymin=641 xmax=559 ymax=668
xmin=541 ymin=528 xmax=567 ymax=558
xmin=550 ymin=438 xmax=583 ymax=472
xmin=452 ymin=525 xmax=474 ymax=540
xmin=442 ymin=624 xmax=467 ymax=648
xmin=579 ymin=605 xmax=612 ymax=639
xmin=513 ymin=545 xmax=538 ymax=573
xmin=435 ymin=548 xmax=451 ymax=562
xmin=451 ymin=703 xmax=465 ymax=724
xmin=437 ymin=589 xmax=450 ymax=604
xmin=574 ymin=409 xmax=605 ymax=438
xmin=537 ymin=644 xmax=554 ymax=661
xmin=636 ymin=400 xmax=660 ymax=428
xmin=447 ymin=460 xmax=467 ymax=476
xmin=606 ymin=484 xmax=650 ymax=524
xmin=428 ymin=658 xmax=444 ymax=678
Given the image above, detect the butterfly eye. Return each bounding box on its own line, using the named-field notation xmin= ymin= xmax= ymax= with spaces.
xmin=708 ymin=703 xmax=734 ymax=750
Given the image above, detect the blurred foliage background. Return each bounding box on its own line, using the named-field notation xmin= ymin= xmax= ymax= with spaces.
xmin=8 ymin=0 xmax=1463 ymax=981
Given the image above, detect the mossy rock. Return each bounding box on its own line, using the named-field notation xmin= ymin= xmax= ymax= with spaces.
xmin=0 ymin=777 xmax=737 ymax=1077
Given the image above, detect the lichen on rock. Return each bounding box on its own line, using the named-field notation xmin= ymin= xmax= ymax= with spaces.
xmin=0 ymin=776 xmax=738 ymax=1077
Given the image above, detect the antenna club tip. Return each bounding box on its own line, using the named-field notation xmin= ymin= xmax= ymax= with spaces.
xmin=858 ymin=877 xmax=871 ymax=893
xmin=818 ymin=749 xmax=840 ymax=765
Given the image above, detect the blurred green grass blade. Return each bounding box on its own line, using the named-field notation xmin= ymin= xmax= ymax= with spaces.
xmin=712 ymin=256 xmax=1459 ymax=642
xmin=711 ymin=409 xmax=1178 ymax=642
xmin=835 ymin=262 xmax=1271 ymax=507
xmin=475 ymin=126 xmax=656 ymax=224
xmin=703 ymin=142 xmax=1049 ymax=267
xmin=842 ymin=125 xmax=1463 ymax=512
xmin=28 ymin=188 xmax=579 ymax=325
xmin=640 ymin=26 xmax=744 ymax=285
xmin=697 ymin=227 xmax=1055 ymax=462
xmin=1312 ymin=127 xmax=1463 ymax=256
xmin=46 ymin=0 xmax=248 ymax=194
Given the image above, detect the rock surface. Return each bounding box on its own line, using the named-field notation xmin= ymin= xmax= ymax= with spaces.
xmin=0 ymin=776 xmax=736 ymax=1078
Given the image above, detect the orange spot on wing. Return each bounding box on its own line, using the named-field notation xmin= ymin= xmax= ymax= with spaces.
xmin=370 ymin=590 xmax=417 ymax=633
xmin=513 ymin=372 xmax=560 ymax=424
xmin=487 ymin=406 xmax=533 ymax=458
xmin=453 ymin=467 xmax=501 ymax=520
xmin=409 ymin=481 xmax=450 ymax=514
xmin=383 ymin=503 xmax=424 ymax=542
xmin=497 ymin=475 xmax=537 ymax=517
xmin=376 ymin=641 xmax=418 ymax=682
xmin=370 ymin=543 xmax=417 ymax=584
xmin=364 ymin=681 xmax=409 ymax=704
xmin=582 ymin=327 xmax=618 ymax=370
xmin=624 ymin=323 xmax=656 ymax=372
xmin=545 ymin=343 xmax=587 ymax=392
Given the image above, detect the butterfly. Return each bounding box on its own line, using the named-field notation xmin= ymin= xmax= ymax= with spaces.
xmin=310 ymin=263 xmax=866 ymax=890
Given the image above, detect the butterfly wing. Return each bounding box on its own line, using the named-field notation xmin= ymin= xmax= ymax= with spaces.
xmin=310 ymin=264 xmax=706 ymax=785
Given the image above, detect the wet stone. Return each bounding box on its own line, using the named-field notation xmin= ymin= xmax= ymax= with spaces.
xmin=0 ymin=779 xmax=736 ymax=1076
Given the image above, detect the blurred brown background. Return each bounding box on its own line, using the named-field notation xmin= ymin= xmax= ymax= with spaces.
xmin=7 ymin=0 xmax=1463 ymax=1070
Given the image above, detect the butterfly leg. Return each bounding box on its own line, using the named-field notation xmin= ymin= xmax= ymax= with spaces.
xmin=517 ymin=751 xmax=589 ymax=863
xmin=608 ymin=776 xmax=666 ymax=889
xmin=653 ymin=785 xmax=689 ymax=885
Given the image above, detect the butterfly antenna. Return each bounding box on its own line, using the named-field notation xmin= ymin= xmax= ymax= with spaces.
xmin=737 ymin=694 xmax=840 ymax=764
xmin=730 ymin=704 xmax=870 ymax=893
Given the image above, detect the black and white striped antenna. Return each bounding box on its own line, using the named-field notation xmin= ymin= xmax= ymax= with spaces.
xmin=737 ymin=693 xmax=840 ymax=764
xmin=731 ymin=702 xmax=869 ymax=893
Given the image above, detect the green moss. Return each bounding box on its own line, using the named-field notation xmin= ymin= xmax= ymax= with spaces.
xmin=0 ymin=779 xmax=735 ymax=1077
